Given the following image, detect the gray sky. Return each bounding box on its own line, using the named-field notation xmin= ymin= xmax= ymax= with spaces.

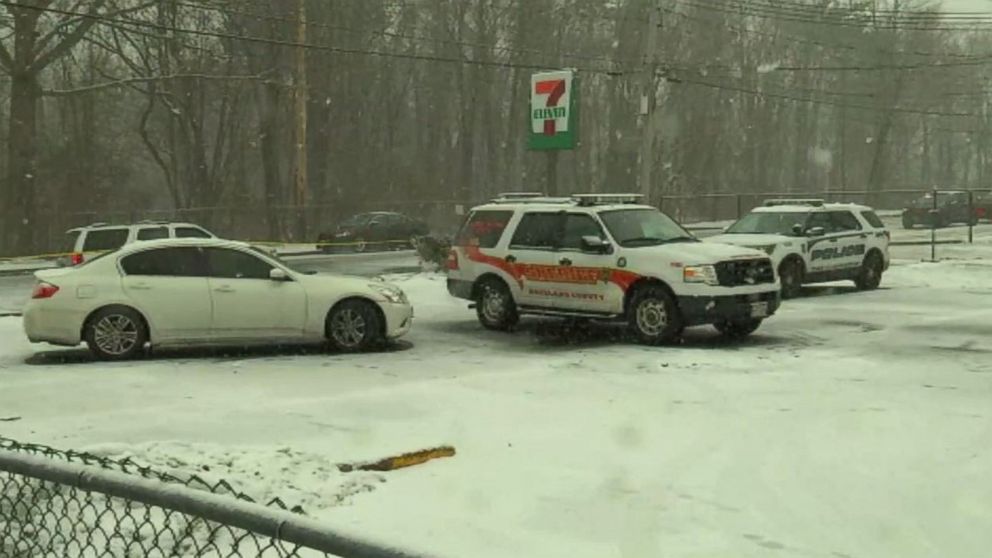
xmin=942 ymin=0 xmax=992 ymax=10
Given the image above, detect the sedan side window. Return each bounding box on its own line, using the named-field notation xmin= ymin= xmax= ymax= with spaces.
xmin=205 ymin=248 xmax=274 ymax=280
xmin=121 ymin=247 xmax=205 ymax=277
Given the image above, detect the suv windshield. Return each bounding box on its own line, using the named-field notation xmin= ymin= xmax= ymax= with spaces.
xmin=726 ymin=212 xmax=809 ymax=236
xmin=599 ymin=208 xmax=695 ymax=247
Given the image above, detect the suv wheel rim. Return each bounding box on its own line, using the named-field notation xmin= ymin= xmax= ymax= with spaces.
xmin=636 ymin=299 xmax=668 ymax=335
xmin=481 ymin=288 xmax=506 ymax=322
xmin=93 ymin=315 xmax=139 ymax=355
xmin=331 ymin=309 xmax=367 ymax=347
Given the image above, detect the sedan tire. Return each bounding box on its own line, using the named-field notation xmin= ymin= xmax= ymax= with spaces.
xmin=327 ymin=299 xmax=384 ymax=352
xmin=84 ymin=306 xmax=148 ymax=361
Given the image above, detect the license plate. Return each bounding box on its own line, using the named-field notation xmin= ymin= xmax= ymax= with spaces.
xmin=750 ymin=302 xmax=769 ymax=318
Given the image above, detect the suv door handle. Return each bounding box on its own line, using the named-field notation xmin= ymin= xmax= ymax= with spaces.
xmin=505 ymin=255 xmax=517 ymax=263
xmin=559 ymin=257 xmax=572 ymax=266
xmin=214 ymin=285 xmax=235 ymax=293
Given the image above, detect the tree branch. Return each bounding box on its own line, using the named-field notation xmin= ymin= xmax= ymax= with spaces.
xmin=28 ymin=0 xmax=107 ymax=73
xmin=41 ymin=72 xmax=274 ymax=96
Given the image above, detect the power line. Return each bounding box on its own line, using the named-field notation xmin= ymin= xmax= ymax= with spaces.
xmin=0 ymin=0 xmax=627 ymax=76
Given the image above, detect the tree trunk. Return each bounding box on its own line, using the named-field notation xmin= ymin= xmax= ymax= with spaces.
xmin=6 ymin=73 xmax=40 ymax=254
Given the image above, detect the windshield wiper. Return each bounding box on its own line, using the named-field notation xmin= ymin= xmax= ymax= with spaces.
xmin=621 ymin=237 xmax=665 ymax=246
xmin=661 ymin=236 xmax=698 ymax=243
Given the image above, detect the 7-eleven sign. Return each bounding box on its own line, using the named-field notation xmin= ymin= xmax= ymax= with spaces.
xmin=528 ymin=70 xmax=578 ymax=151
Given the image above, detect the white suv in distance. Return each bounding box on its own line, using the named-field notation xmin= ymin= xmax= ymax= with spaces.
xmin=62 ymin=221 xmax=215 ymax=266
xmin=24 ymin=238 xmax=413 ymax=360
xmin=446 ymin=193 xmax=781 ymax=343
xmin=706 ymin=199 xmax=890 ymax=298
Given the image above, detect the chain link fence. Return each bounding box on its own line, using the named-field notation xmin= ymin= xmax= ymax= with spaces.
xmin=0 ymin=437 xmax=425 ymax=558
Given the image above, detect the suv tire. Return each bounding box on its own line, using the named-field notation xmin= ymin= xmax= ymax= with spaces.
xmin=627 ymin=285 xmax=682 ymax=345
xmin=855 ymin=252 xmax=884 ymax=291
xmin=475 ymin=278 xmax=519 ymax=331
xmin=84 ymin=306 xmax=148 ymax=361
xmin=778 ymin=258 xmax=804 ymax=299
xmin=714 ymin=318 xmax=762 ymax=338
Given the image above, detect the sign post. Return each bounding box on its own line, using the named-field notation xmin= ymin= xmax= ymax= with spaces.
xmin=529 ymin=70 xmax=578 ymax=196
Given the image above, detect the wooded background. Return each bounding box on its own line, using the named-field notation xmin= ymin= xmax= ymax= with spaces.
xmin=1 ymin=0 xmax=991 ymax=254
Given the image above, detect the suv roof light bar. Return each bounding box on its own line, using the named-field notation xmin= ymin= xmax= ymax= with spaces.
xmin=572 ymin=193 xmax=644 ymax=206
xmin=763 ymin=198 xmax=825 ymax=207
xmin=494 ymin=192 xmax=545 ymax=200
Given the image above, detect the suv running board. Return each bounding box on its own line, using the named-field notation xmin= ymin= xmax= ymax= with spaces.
xmin=519 ymin=306 xmax=621 ymax=320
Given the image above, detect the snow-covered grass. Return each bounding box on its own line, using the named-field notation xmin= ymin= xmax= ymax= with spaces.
xmin=1 ymin=258 xmax=991 ymax=556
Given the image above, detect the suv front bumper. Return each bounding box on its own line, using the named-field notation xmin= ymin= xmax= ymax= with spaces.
xmin=447 ymin=278 xmax=474 ymax=301
xmin=677 ymin=290 xmax=780 ymax=327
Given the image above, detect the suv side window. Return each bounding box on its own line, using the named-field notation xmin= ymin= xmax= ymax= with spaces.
xmin=860 ymin=211 xmax=884 ymax=228
xmin=560 ymin=213 xmax=605 ymax=251
xmin=120 ymin=247 xmax=205 ymax=277
xmin=510 ymin=213 xmax=561 ymax=250
xmin=806 ymin=212 xmax=834 ymax=233
xmin=137 ymin=227 xmax=169 ymax=241
xmin=205 ymin=248 xmax=274 ymax=280
xmin=83 ymin=229 xmax=129 ymax=252
xmin=456 ymin=210 xmax=513 ymax=248
xmin=174 ymin=226 xmax=212 ymax=239
xmin=830 ymin=211 xmax=863 ymax=232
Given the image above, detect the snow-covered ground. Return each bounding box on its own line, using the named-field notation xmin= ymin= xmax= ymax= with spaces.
xmin=1 ymin=249 xmax=990 ymax=557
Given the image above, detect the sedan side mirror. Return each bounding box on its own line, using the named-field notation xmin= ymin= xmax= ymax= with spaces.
xmin=269 ymin=268 xmax=289 ymax=281
xmin=806 ymin=226 xmax=826 ymax=237
xmin=791 ymin=224 xmax=805 ymax=236
xmin=581 ymin=235 xmax=611 ymax=254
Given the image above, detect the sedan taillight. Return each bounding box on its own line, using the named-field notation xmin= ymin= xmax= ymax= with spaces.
xmin=32 ymin=282 xmax=60 ymax=299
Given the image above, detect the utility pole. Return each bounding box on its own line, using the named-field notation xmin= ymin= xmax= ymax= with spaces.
xmin=293 ymin=0 xmax=309 ymax=240
xmin=637 ymin=0 xmax=662 ymax=203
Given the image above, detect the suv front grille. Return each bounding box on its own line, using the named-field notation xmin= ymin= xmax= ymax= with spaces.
xmin=714 ymin=258 xmax=775 ymax=287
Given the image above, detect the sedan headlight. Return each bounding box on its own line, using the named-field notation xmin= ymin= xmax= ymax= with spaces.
xmin=683 ymin=265 xmax=719 ymax=286
xmin=370 ymin=284 xmax=408 ymax=304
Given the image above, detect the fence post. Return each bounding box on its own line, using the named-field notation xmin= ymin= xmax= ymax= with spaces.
xmin=968 ymin=190 xmax=974 ymax=244
xmin=931 ymin=188 xmax=938 ymax=262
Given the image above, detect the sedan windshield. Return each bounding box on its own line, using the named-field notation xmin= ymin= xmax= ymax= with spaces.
xmin=599 ymin=208 xmax=696 ymax=247
xmin=726 ymin=212 xmax=809 ymax=236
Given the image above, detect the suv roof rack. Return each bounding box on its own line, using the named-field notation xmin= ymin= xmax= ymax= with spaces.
xmin=763 ymin=198 xmax=825 ymax=207
xmin=494 ymin=192 xmax=545 ymax=200
xmin=137 ymin=219 xmax=170 ymax=225
xmin=572 ymin=193 xmax=644 ymax=206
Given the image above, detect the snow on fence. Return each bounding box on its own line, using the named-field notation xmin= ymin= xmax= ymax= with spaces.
xmin=0 ymin=438 xmax=427 ymax=558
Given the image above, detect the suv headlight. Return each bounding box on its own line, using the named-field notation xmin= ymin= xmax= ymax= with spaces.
xmin=370 ymin=284 xmax=408 ymax=304
xmin=683 ymin=265 xmax=719 ymax=286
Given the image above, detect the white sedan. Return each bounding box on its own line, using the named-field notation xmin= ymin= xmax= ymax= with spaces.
xmin=23 ymin=238 xmax=414 ymax=360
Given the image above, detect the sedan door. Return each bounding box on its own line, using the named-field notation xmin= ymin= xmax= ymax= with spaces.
xmin=119 ymin=247 xmax=213 ymax=342
xmin=204 ymin=247 xmax=308 ymax=340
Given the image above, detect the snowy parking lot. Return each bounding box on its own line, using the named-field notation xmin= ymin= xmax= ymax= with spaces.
xmin=1 ymin=243 xmax=991 ymax=557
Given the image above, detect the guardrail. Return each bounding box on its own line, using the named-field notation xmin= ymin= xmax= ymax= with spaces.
xmin=0 ymin=437 xmax=428 ymax=558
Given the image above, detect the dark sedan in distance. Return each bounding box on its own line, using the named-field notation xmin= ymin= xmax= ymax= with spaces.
xmin=318 ymin=212 xmax=430 ymax=253
xmin=902 ymin=191 xmax=983 ymax=229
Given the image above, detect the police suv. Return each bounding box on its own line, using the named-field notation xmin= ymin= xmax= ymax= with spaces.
xmin=706 ymin=199 xmax=890 ymax=298
xmin=446 ymin=193 xmax=781 ymax=344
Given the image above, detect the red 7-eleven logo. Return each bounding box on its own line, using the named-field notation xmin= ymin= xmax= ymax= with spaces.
xmin=534 ymin=79 xmax=567 ymax=136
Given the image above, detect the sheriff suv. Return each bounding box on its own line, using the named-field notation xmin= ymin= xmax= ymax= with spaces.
xmin=706 ymin=199 xmax=889 ymax=299
xmin=446 ymin=193 xmax=781 ymax=344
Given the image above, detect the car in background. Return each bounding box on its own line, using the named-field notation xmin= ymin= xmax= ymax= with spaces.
xmin=24 ymin=238 xmax=413 ymax=360
xmin=901 ymin=191 xmax=980 ymax=229
xmin=63 ymin=221 xmax=215 ymax=266
xmin=706 ymin=199 xmax=890 ymax=299
xmin=318 ymin=212 xmax=429 ymax=253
